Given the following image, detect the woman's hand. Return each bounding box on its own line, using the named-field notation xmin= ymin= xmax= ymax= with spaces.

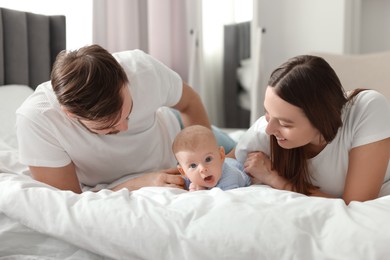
xmin=112 ymin=168 xmax=185 ymax=191
xmin=244 ymin=151 xmax=291 ymax=190
xmin=244 ymin=151 xmax=274 ymax=185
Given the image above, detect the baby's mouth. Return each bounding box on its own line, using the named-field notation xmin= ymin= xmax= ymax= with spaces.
xmin=204 ymin=175 xmax=213 ymax=182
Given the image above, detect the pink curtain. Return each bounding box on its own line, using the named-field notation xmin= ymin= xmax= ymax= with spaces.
xmin=93 ymin=0 xmax=148 ymax=53
xmin=91 ymin=0 xmax=244 ymax=127
xmin=92 ymin=0 xmax=192 ymax=82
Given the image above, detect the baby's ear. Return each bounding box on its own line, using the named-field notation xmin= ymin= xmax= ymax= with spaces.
xmin=177 ymin=164 xmax=186 ymax=177
xmin=219 ymin=146 xmax=226 ymax=161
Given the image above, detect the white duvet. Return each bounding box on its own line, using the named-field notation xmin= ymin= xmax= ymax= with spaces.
xmin=1 ymin=85 xmax=390 ymax=259
xmin=1 ymin=171 xmax=390 ymax=260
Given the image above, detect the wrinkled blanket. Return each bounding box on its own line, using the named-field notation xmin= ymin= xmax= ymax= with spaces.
xmin=1 ymin=173 xmax=390 ymax=260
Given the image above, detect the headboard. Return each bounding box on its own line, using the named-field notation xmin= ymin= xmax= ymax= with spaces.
xmin=223 ymin=21 xmax=251 ymax=128
xmin=0 ymin=7 xmax=66 ymax=89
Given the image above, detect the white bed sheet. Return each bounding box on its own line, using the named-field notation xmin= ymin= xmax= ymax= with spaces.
xmin=1 ymin=85 xmax=390 ymax=259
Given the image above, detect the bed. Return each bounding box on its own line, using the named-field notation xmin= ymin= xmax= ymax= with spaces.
xmin=2 ymin=8 xmax=390 ymax=260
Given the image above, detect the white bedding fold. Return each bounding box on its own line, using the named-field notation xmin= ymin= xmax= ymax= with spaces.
xmin=1 ymin=173 xmax=390 ymax=260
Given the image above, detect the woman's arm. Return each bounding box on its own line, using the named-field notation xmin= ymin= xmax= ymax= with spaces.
xmin=343 ymin=138 xmax=390 ymax=204
xmin=245 ymin=152 xmax=337 ymax=200
xmin=246 ymin=137 xmax=390 ymax=204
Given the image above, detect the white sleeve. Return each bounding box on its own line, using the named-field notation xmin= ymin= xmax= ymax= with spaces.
xmin=235 ymin=116 xmax=271 ymax=164
xmin=349 ymin=90 xmax=390 ymax=148
xmin=16 ymin=115 xmax=71 ymax=167
xmin=114 ymin=50 xmax=183 ymax=107
xmin=143 ymin=52 xmax=183 ymax=107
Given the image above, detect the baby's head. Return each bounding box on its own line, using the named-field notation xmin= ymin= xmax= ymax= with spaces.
xmin=172 ymin=125 xmax=225 ymax=188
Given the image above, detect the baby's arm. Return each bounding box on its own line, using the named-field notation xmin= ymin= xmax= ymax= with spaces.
xmin=189 ymin=182 xmax=207 ymax=192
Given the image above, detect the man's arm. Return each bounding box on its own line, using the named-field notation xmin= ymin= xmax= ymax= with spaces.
xmin=29 ymin=163 xmax=82 ymax=193
xmin=172 ymin=82 xmax=211 ymax=128
xmin=30 ymin=164 xmax=185 ymax=193
xmin=111 ymin=168 xmax=185 ymax=191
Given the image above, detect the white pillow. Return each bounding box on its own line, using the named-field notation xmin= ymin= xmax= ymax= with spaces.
xmin=236 ymin=58 xmax=253 ymax=93
xmin=0 ymin=85 xmax=34 ymax=149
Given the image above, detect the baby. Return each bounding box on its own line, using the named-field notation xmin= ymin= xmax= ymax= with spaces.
xmin=172 ymin=125 xmax=251 ymax=191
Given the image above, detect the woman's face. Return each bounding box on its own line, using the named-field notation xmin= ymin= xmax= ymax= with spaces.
xmin=263 ymin=86 xmax=322 ymax=149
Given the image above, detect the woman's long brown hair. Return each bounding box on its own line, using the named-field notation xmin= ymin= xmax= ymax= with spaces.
xmin=267 ymin=55 xmax=365 ymax=194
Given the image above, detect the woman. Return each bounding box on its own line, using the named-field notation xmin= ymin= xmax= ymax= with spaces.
xmin=235 ymin=55 xmax=390 ymax=204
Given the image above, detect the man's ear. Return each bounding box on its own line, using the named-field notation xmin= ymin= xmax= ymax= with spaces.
xmin=60 ymin=106 xmax=77 ymax=119
xmin=177 ymin=164 xmax=186 ymax=177
xmin=219 ymin=146 xmax=226 ymax=161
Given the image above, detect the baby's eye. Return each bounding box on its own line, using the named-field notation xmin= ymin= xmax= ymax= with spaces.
xmin=189 ymin=163 xmax=197 ymax=169
xmin=205 ymin=156 xmax=213 ymax=163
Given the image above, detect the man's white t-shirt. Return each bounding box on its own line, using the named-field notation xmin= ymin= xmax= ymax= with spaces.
xmin=235 ymin=90 xmax=390 ymax=197
xmin=16 ymin=50 xmax=183 ymax=189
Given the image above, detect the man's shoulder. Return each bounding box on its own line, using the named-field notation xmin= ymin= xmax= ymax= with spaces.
xmin=112 ymin=49 xmax=148 ymax=62
xmin=16 ymin=82 xmax=62 ymax=123
xmin=17 ymin=82 xmax=51 ymax=109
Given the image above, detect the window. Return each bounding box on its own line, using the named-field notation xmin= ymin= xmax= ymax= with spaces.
xmin=0 ymin=0 xmax=93 ymax=50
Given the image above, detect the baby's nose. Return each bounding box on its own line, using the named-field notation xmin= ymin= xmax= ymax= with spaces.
xmin=199 ymin=164 xmax=208 ymax=173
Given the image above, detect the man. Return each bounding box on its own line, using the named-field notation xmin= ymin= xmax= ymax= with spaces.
xmin=16 ymin=44 xmax=210 ymax=193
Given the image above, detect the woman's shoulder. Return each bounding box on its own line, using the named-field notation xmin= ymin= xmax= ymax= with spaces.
xmin=342 ymin=89 xmax=390 ymax=147
xmin=353 ymin=89 xmax=389 ymax=106
xmin=345 ymin=89 xmax=390 ymax=117
xmin=235 ymin=116 xmax=271 ymax=162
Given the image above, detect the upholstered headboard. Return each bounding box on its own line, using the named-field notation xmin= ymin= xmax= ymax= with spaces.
xmin=0 ymin=7 xmax=66 ymax=89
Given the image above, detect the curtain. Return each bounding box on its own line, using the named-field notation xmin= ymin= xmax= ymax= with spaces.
xmin=93 ymin=0 xmax=191 ymax=83
xmin=93 ymin=0 xmax=148 ymax=53
xmin=249 ymin=26 xmax=266 ymax=125
xmin=250 ymin=0 xmax=266 ymax=124
xmin=189 ymin=0 xmax=253 ymax=127
xmin=92 ymin=0 xmax=251 ymax=127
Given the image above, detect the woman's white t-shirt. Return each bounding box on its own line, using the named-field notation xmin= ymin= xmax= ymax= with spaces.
xmin=235 ymin=90 xmax=390 ymax=197
xmin=16 ymin=50 xmax=183 ymax=189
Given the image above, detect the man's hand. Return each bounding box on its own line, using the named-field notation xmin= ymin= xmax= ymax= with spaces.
xmin=112 ymin=168 xmax=185 ymax=191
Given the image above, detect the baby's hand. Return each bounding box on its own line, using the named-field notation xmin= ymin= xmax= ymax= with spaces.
xmin=189 ymin=183 xmax=206 ymax=192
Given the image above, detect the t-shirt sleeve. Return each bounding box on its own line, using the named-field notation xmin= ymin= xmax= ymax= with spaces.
xmin=143 ymin=52 xmax=183 ymax=107
xmin=235 ymin=116 xmax=270 ymax=164
xmin=114 ymin=50 xmax=183 ymax=108
xmin=349 ymin=90 xmax=390 ymax=148
xmin=16 ymin=114 xmax=71 ymax=167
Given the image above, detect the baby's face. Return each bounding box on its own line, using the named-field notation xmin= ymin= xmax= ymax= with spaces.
xmin=176 ymin=144 xmax=224 ymax=188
